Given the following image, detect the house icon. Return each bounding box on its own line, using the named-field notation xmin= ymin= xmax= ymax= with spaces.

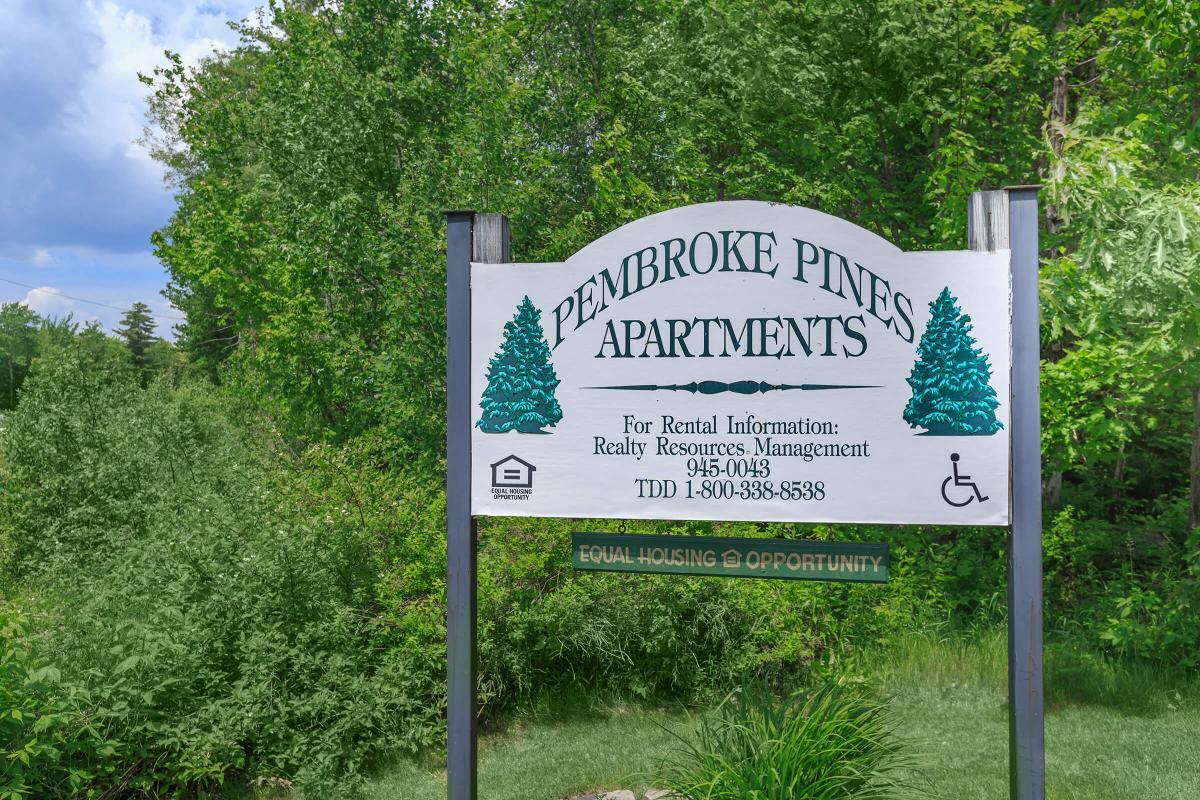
xmin=491 ymin=455 xmax=535 ymax=488
xmin=721 ymin=549 xmax=742 ymax=569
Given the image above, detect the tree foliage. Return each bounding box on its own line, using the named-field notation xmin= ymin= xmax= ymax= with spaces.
xmin=113 ymin=302 xmax=158 ymax=371
xmin=0 ymin=305 xmax=142 ymax=412
xmin=143 ymin=0 xmax=1052 ymax=449
xmin=0 ymin=304 xmax=43 ymax=411
xmin=1039 ymin=0 xmax=1200 ymax=518
xmin=1 ymin=347 xmax=428 ymax=798
xmin=132 ymin=0 xmax=1199 ymax=712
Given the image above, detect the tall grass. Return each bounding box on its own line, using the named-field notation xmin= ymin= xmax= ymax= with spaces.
xmin=848 ymin=628 xmax=1195 ymax=714
xmin=659 ymin=680 xmax=925 ymax=800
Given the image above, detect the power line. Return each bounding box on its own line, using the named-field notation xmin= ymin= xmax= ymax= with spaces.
xmin=0 ymin=276 xmax=187 ymax=322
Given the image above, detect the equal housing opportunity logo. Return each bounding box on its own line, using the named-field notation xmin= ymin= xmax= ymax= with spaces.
xmin=490 ymin=454 xmax=535 ymax=501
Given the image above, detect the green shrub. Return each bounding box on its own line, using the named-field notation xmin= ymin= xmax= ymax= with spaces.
xmin=35 ymin=513 xmax=428 ymax=796
xmin=480 ymin=571 xmax=763 ymax=706
xmin=0 ymin=609 xmax=120 ymax=800
xmin=660 ymin=680 xmax=922 ymax=800
xmin=0 ymin=347 xmax=436 ymax=796
xmin=470 ymin=517 xmax=957 ymax=712
xmin=0 ymin=348 xmax=237 ymax=579
xmin=1097 ymin=555 xmax=1200 ymax=670
xmin=1042 ymin=502 xmax=1200 ymax=667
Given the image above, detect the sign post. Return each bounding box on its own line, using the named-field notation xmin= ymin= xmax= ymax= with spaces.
xmin=447 ymin=198 xmax=1042 ymax=800
xmin=969 ymin=187 xmax=1045 ymax=800
xmin=446 ymin=211 xmax=509 ymax=800
xmin=1008 ymin=187 xmax=1045 ymax=800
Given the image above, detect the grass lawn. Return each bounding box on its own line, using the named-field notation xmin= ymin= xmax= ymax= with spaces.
xmin=366 ymin=702 xmax=695 ymax=800
xmin=872 ymin=632 xmax=1200 ymax=799
xmin=364 ymin=634 xmax=1199 ymax=799
xmin=890 ymin=680 xmax=1199 ymax=799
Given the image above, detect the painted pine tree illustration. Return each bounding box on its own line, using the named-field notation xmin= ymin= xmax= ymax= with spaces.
xmin=903 ymin=287 xmax=1003 ymax=436
xmin=477 ymin=296 xmax=563 ymax=433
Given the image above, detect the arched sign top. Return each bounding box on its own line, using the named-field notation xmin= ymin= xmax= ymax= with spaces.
xmin=565 ymin=201 xmax=903 ymax=270
xmin=469 ymin=199 xmax=1012 ymax=526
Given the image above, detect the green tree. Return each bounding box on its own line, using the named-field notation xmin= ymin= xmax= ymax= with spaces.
xmin=904 ymin=288 xmax=1002 ymax=436
xmin=75 ymin=320 xmax=131 ymax=369
xmin=0 ymin=303 xmax=40 ymax=410
xmin=1042 ymin=0 xmax=1200 ymax=521
xmin=477 ymin=296 xmax=562 ymax=434
xmin=142 ymin=0 xmax=1049 ymax=450
xmin=113 ymin=302 xmax=158 ymax=373
xmin=145 ymin=339 xmax=184 ymax=377
xmin=162 ymin=280 xmax=236 ymax=382
xmin=125 ymin=0 xmax=1200 ymax=727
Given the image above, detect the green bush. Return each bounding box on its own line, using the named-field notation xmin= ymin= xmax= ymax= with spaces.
xmin=0 ymin=348 xmax=436 ymax=796
xmin=1041 ymin=502 xmax=1200 ymax=667
xmin=469 ymin=516 xmax=985 ymax=712
xmin=660 ymin=680 xmax=922 ymax=800
xmin=1 ymin=609 xmax=120 ymax=800
xmin=0 ymin=348 xmax=234 ymax=579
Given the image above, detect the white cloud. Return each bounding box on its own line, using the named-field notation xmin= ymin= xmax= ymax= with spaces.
xmin=0 ymin=0 xmax=259 ymax=253
xmin=75 ymin=1 xmax=255 ymax=183
xmin=21 ymin=287 xmax=80 ymax=319
xmin=78 ymin=1 xmax=254 ymax=175
xmin=0 ymin=1 xmax=256 ymax=340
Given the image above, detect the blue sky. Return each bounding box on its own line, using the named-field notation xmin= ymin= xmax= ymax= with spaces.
xmin=0 ymin=0 xmax=260 ymax=337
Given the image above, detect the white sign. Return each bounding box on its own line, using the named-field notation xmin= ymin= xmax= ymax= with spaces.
xmin=470 ymin=201 xmax=1011 ymax=525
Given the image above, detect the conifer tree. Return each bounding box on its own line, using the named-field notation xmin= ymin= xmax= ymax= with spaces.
xmin=477 ymin=296 xmax=563 ymax=433
xmin=114 ymin=302 xmax=158 ymax=372
xmin=903 ymin=287 xmax=1003 ymax=436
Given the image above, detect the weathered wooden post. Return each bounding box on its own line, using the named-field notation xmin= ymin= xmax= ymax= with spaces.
xmin=446 ymin=211 xmax=509 ymax=800
xmin=969 ymin=187 xmax=1044 ymax=800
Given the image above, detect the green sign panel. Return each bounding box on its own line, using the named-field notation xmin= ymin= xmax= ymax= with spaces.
xmin=572 ymin=532 xmax=888 ymax=583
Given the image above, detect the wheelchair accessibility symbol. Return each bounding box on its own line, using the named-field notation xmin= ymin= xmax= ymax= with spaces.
xmin=941 ymin=453 xmax=989 ymax=507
